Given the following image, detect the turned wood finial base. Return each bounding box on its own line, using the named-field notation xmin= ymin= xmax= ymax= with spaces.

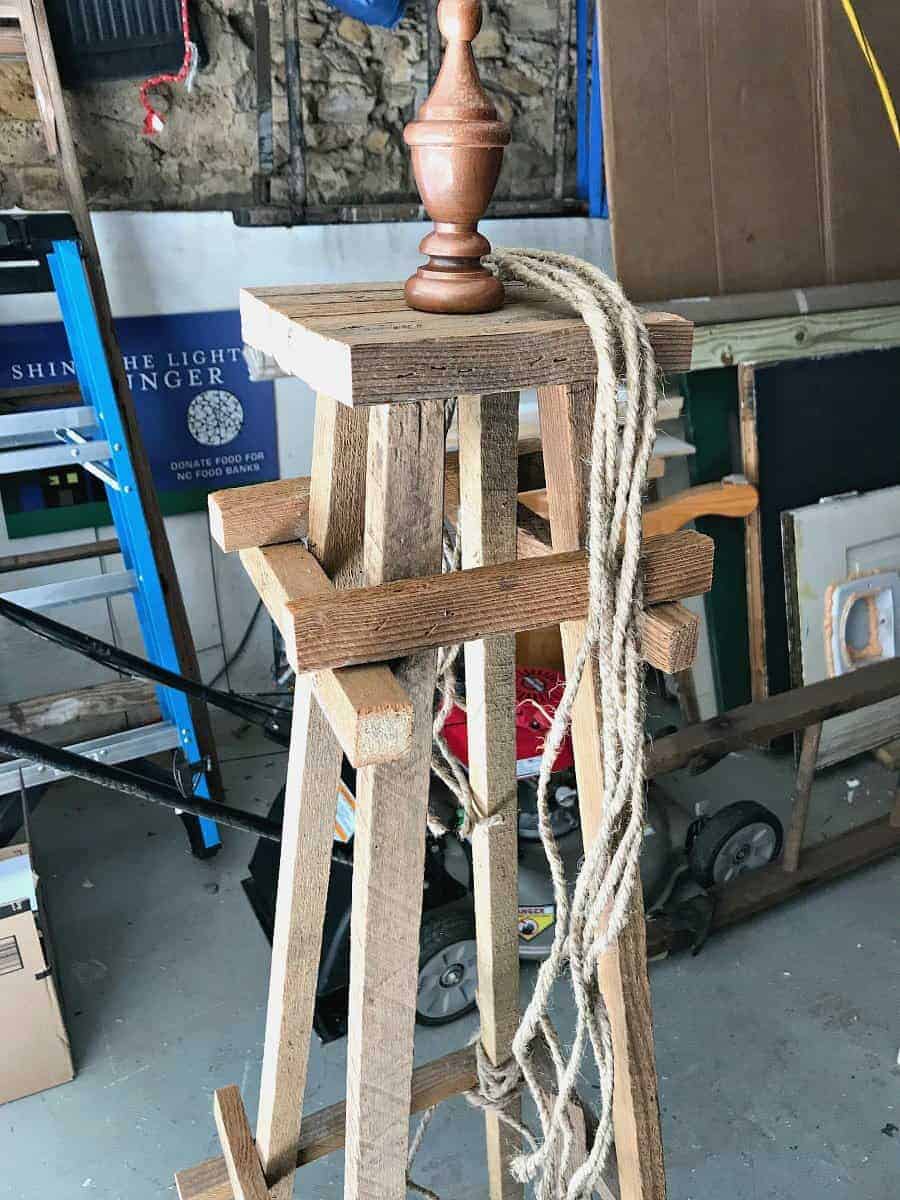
xmin=405 ymin=224 xmax=504 ymax=314
xmin=403 ymin=0 xmax=509 ymax=315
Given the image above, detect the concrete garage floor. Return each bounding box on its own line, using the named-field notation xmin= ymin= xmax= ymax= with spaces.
xmin=2 ymin=713 xmax=898 ymax=1200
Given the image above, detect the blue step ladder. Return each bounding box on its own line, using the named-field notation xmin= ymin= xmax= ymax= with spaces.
xmin=0 ymin=216 xmax=220 ymax=855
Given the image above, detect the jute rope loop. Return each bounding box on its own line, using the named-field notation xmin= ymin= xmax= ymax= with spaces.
xmin=415 ymin=249 xmax=660 ymax=1200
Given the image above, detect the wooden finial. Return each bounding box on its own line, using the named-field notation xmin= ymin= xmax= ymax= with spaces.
xmin=403 ymin=0 xmax=510 ymax=314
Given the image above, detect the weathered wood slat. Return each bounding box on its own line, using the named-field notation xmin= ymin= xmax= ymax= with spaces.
xmin=738 ymin=366 xmax=768 ymax=703
xmin=212 ymin=1087 xmax=270 ymax=1200
xmin=280 ymin=530 xmax=713 ymax=674
xmin=689 ymin=302 xmax=900 ymax=372
xmin=0 ymin=679 xmax=158 ymax=739
xmin=209 ymin=444 xmax=659 ymax=556
xmin=210 ymin=470 xmax=697 ymax=674
xmin=210 ymin=442 xmax=543 ymax=555
xmin=638 ymin=602 xmax=700 ymax=674
xmin=647 ymin=656 xmax=900 ymax=778
xmin=344 ymin=400 xmax=446 ymax=1200
xmin=240 ymin=282 xmax=693 ymax=406
xmin=782 ymin=722 xmax=823 ymax=873
xmin=0 ymin=537 xmax=120 ymax=574
xmin=175 ymin=1045 xmax=479 ymax=1200
xmin=238 ymin=542 xmax=413 ymax=766
xmin=457 ymin=392 xmax=523 ymax=1199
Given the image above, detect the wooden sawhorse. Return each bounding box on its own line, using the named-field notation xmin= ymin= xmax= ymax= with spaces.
xmin=176 ymin=282 xmax=709 ymax=1200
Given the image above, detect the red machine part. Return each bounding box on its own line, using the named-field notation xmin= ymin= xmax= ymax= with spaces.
xmin=441 ymin=666 xmax=575 ymax=775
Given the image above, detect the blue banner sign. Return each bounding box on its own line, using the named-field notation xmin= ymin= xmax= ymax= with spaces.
xmin=1 ymin=309 xmax=278 ymax=497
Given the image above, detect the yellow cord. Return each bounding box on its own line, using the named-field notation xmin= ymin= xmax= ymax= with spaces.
xmin=840 ymin=0 xmax=899 ymax=150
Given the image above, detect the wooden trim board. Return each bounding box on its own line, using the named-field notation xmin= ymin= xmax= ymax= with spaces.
xmin=689 ymin=303 xmax=900 ymax=372
xmin=240 ymin=282 xmax=693 ymax=405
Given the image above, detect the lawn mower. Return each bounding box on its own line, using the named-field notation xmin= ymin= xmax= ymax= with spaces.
xmin=242 ymin=665 xmax=784 ymax=1040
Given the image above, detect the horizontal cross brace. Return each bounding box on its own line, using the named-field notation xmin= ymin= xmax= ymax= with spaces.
xmin=246 ymin=530 xmax=713 ymax=675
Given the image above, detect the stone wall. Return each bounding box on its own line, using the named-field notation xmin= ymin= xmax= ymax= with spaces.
xmin=0 ymin=0 xmax=575 ymax=212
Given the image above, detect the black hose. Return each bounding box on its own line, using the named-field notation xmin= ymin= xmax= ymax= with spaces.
xmin=0 ymin=596 xmax=290 ymax=746
xmin=0 ymin=727 xmax=281 ymax=843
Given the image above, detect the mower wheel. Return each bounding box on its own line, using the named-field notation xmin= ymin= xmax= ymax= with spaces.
xmin=688 ymin=800 xmax=783 ymax=888
xmin=416 ymin=907 xmax=478 ymax=1027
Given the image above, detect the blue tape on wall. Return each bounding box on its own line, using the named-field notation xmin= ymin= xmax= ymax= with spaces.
xmin=326 ymin=0 xmax=405 ymax=28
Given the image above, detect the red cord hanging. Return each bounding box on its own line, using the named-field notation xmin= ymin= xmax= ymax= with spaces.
xmin=138 ymin=0 xmax=198 ymax=136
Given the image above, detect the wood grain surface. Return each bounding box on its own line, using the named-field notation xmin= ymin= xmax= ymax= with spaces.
xmin=240 ymin=282 xmax=693 ymax=405
xmin=457 ymin=392 xmax=523 ymax=1199
xmin=343 ymin=400 xmax=446 ymax=1200
xmin=283 ymin=530 xmax=713 ymax=673
xmin=213 ymin=1087 xmax=270 ymax=1200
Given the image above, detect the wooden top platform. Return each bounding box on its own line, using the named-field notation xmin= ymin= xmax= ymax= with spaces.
xmin=240 ymin=281 xmax=694 ymax=406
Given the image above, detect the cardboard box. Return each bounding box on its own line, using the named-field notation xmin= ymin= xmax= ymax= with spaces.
xmin=598 ymin=0 xmax=900 ymax=302
xmin=0 ymin=844 xmax=73 ymax=1105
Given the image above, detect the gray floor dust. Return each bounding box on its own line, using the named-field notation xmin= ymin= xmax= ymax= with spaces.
xmin=1 ymin=713 xmax=897 ymax=1198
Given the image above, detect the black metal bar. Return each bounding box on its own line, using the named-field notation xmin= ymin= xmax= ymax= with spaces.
xmin=0 ymin=726 xmax=282 ymax=841
xmin=231 ymin=196 xmax=584 ymax=228
xmin=281 ymin=0 xmax=306 ymax=214
xmin=0 ymin=596 xmax=290 ymax=746
xmin=253 ymin=0 xmax=274 ymax=204
xmin=553 ymin=0 xmax=575 ymax=199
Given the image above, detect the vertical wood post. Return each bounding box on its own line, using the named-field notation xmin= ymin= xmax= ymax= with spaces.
xmin=738 ymin=365 xmax=769 ymax=704
xmin=457 ymin=392 xmax=523 ymax=1200
xmin=782 ymin=721 xmax=822 ymax=872
xmin=537 ymin=381 xmax=667 ymax=1200
xmin=343 ymin=400 xmax=446 ymax=1200
xmin=256 ymin=396 xmax=368 ymax=1199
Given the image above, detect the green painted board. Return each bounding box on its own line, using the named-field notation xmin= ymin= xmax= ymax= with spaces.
xmin=680 ymin=367 xmax=751 ymax=712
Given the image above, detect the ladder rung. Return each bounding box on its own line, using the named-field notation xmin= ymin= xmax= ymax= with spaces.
xmin=0 ymin=438 xmax=112 ymax=473
xmin=0 ymin=721 xmax=181 ymax=796
xmin=1 ymin=569 xmax=137 ymax=610
xmin=0 ymin=404 xmax=97 ymax=437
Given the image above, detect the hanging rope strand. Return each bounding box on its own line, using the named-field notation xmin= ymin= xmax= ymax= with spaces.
xmin=409 ymin=249 xmax=660 ymax=1200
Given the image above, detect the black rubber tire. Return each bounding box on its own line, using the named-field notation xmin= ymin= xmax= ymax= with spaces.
xmin=416 ymin=906 xmax=478 ymax=1027
xmin=688 ymin=800 xmax=783 ymax=888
